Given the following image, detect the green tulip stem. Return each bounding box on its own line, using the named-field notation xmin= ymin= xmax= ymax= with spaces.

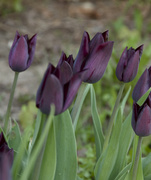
xmin=103 ymin=83 xmax=125 ymax=153
xmin=133 ymin=136 xmax=142 ymax=180
xmin=4 ymin=72 xmax=19 ymax=134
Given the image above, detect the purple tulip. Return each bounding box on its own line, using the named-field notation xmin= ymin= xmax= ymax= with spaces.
xmin=132 ymin=67 xmax=151 ymax=102
xmin=132 ymin=94 xmax=151 ymax=136
xmin=116 ymin=45 xmax=144 ymax=83
xmin=9 ymin=31 xmax=37 ymax=72
xmin=36 ymin=52 xmax=82 ymax=115
xmin=0 ymin=132 xmax=14 ymax=180
xmin=73 ymin=30 xmax=114 ymax=83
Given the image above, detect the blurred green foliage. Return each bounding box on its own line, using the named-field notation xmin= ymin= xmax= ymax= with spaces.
xmin=0 ymin=0 xmax=22 ymax=15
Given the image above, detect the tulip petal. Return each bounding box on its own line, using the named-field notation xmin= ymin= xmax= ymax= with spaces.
xmin=89 ymin=32 xmax=105 ymax=52
xmin=116 ymin=47 xmax=128 ymax=81
xmin=136 ymin=44 xmax=144 ymax=58
xmin=63 ymin=73 xmax=82 ymax=112
xmin=9 ymin=36 xmax=29 ymax=72
xmin=132 ymin=68 xmax=151 ymax=102
xmin=83 ymin=41 xmax=114 ymax=83
xmin=102 ymin=30 xmax=109 ymax=42
xmin=74 ymin=31 xmax=90 ymax=73
xmin=135 ymin=104 xmax=151 ymax=136
xmin=27 ymin=33 xmax=37 ymax=68
xmin=59 ymin=61 xmax=73 ymax=85
xmin=57 ymin=52 xmax=67 ymax=66
xmin=36 ymin=74 xmax=63 ymax=115
xmin=132 ymin=103 xmax=140 ymax=131
xmin=122 ymin=50 xmax=140 ymax=82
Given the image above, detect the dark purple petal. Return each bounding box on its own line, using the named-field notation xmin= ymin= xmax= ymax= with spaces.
xmin=67 ymin=55 xmax=74 ymax=69
xmin=135 ymin=104 xmax=151 ymax=136
xmin=58 ymin=61 xmax=73 ymax=85
xmin=116 ymin=47 xmax=128 ymax=81
xmin=83 ymin=41 xmax=114 ymax=83
xmin=0 ymin=154 xmax=12 ymax=180
xmin=0 ymin=132 xmax=7 ymax=147
xmin=102 ymin=30 xmax=109 ymax=42
xmin=122 ymin=50 xmax=139 ymax=82
xmin=36 ymin=64 xmax=55 ymax=105
xmin=135 ymin=44 xmax=144 ymax=58
xmin=89 ymin=32 xmax=104 ymax=53
xmin=132 ymin=68 xmax=150 ymax=102
xmin=11 ymin=31 xmax=20 ymax=48
xmin=9 ymin=36 xmax=29 ymax=72
xmin=36 ymin=74 xmax=63 ymax=115
xmin=62 ymin=73 xmax=82 ymax=112
xmin=73 ymin=31 xmax=90 ymax=73
xmin=27 ymin=33 xmax=37 ymax=68
xmin=57 ymin=52 xmax=67 ymax=66
xmin=132 ymin=103 xmax=140 ymax=131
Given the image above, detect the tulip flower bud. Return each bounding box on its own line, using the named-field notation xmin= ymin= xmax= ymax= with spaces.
xmin=73 ymin=30 xmax=114 ymax=83
xmin=0 ymin=132 xmax=14 ymax=180
xmin=132 ymin=94 xmax=151 ymax=136
xmin=9 ymin=31 xmax=37 ymax=72
xmin=132 ymin=67 xmax=151 ymax=102
xmin=116 ymin=45 xmax=144 ymax=83
xmin=36 ymin=52 xmax=82 ymax=115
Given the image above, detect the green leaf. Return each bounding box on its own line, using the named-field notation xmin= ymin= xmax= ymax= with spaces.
xmin=12 ymin=127 xmax=33 ymax=180
xmin=94 ymin=108 xmax=122 ymax=180
xmin=90 ymin=85 xmax=104 ymax=160
xmin=20 ymin=107 xmax=54 ymax=180
xmin=125 ymin=136 xmax=144 ymax=180
xmin=137 ymin=87 xmax=151 ymax=106
xmin=38 ymin=122 xmax=56 ymax=180
xmin=30 ymin=110 xmax=42 ymax=152
xmin=144 ymin=174 xmax=151 ymax=180
xmin=142 ymin=153 xmax=151 ymax=178
xmin=114 ymin=163 xmax=132 ymax=180
xmin=109 ymin=111 xmax=133 ymax=179
xmin=71 ymin=83 xmax=90 ymax=131
xmin=76 ymin=176 xmax=83 ymax=180
xmin=8 ymin=119 xmax=22 ymax=153
xmin=121 ymin=86 xmax=131 ymax=115
xmin=54 ymin=110 xmax=77 ymax=180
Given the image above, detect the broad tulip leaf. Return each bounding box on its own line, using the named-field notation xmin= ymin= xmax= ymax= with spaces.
xmin=109 ymin=111 xmax=133 ymax=179
xmin=125 ymin=136 xmax=143 ymax=180
xmin=71 ymin=83 xmax=90 ymax=131
xmin=121 ymin=86 xmax=131 ymax=114
xmin=12 ymin=127 xmax=33 ymax=180
xmin=90 ymin=85 xmax=104 ymax=160
xmin=8 ymin=119 xmax=22 ymax=153
xmin=137 ymin=87 xmax=151 ymax=106
xmin=142 ymin=153 xmax=151 ymax=178
xmin=20 ymin=108 xmax=54 ymax=180
xmin=114 ymin=163 xmax=132 ymax=180
xmin=94 ymin=108 xmax=122 ymax=180
xmin=38 ymin=122 xmax=56 ymax=180
xmin=54 ymin=110 xmax=77 ymax=180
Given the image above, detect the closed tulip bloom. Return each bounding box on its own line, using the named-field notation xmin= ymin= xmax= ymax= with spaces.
xmin=9 ymin=31 xmax=37 ymax=72
xmin=132 ymin=94 xmax=151 ymax=136
xmin=132 ymin=67 xmax=151 ymax=102
xmin=116 ymin=45 xmax=144 ymax=83
xmin=36 ymin=52 xmax=82 ymax=115
xmin=73 ymin=30 xmax=114 ymax=83
xmin=0 ymin=132 xmax=14 ymax=180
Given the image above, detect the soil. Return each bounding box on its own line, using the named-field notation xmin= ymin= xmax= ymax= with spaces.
xmin=0 ymin=0 xmax=150 ymax=120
